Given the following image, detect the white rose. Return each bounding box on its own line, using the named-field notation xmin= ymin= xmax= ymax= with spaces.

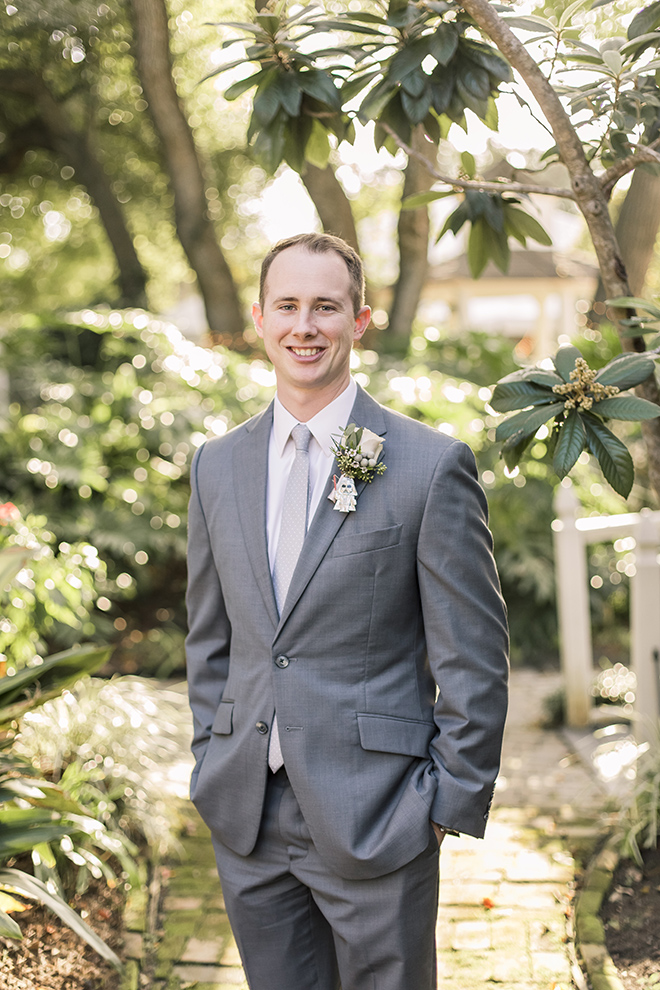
xmin=359 ymin=428 xmax=384 ymax=461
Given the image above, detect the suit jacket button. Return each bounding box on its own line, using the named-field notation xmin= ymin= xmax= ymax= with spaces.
xmin=275 ymin=655 xmax=290 ymax=668
xmin=255 ymin=721 xmax=268 ymax=734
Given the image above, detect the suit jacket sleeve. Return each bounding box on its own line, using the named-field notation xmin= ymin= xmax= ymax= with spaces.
xmin=418 ymin=440 xmax=509 ymax=836
xmin=185 ymin=444 xmax=232 ymax=773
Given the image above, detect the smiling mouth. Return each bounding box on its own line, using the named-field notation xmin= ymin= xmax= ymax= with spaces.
xmin=289 ymin=347 xmax=324 ymax=357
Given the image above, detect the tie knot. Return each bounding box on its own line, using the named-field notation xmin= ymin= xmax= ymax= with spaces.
xmin=291 ymin=423 xmax=312 ymax=453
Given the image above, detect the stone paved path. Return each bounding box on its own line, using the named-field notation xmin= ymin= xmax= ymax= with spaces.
xmin=134 ymin=669 xmax=617 ymax=990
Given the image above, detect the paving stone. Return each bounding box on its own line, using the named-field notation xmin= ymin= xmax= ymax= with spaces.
xmin=180 ymin=936 xmax=225 ymax=963
xmin=451 ymin=919 xmax=491 ymax=951
xmin=497 ymin=881 xmax=563 ymax=909
xmin=163 ymin=895 xmax=204 ymax=911
xmin=488 ymin=950 xmax=532 ymax=983
xmin=121 ymin=932 xmax=144 ymax=960
xmin=531 ymin=949 xmax=572 ymax=980
xmin=220 ymin=943 xmax=243 ymax=967
xmin=173 ymin=963 xmax=246 ymax=983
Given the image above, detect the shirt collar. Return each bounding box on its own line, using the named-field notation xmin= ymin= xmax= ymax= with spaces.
xmin=273 ymin=378 xmax=358 ymax=457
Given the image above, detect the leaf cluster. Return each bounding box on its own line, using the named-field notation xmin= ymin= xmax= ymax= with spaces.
xmin=208 ymin=0 xmax=511 ymax=172
xmin=0 ymin=642 xmax=122 ymax=965
xmin=491 ymin=344 xmax=660 ymax=497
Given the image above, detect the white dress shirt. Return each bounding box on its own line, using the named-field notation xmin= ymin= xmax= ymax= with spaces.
xmin=266 ymin=378 xmax=357 ymax=569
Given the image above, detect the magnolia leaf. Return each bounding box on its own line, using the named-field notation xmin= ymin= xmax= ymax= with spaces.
xmin=606 ymin=296 xmax=660 ymax=319
xmin=504 ymin=207 xmax=552 ymax=246
xmin=467 ymin=219 xmax=490 ymax=278
xmin=553 ymin=344 xmax=581 ymax=382
xmin=495 ymin=402 xmax=564 ymax=442
xmin=501 ymin=14 xmax=555 ymax=33
xmin=0 ymin=869 xmax=122 ymax=969
xmin=0 ymin=908 xmax=22 ymax=939
xmin=429 ymin=23 xmax=459 ymax=65
xmin=628 ymin=0 xmax=660 ymax=40
xmin=595 ymin=353 xmax=656 ymax=388
xmin=501 ymin=431 xmax=534 ymax=470
xmin=582 ymin=414 xmax=635 ymax=498
xmin=297 ymin=70 xmax=341 ymax=109
xmin=224 ymin=69 xmax=268 ymax=101
xmin=276 ymin=72 xmax=303 ymax=117
xmin=461 ymin=151 xmax=476 ymax=178
xmin=490 ymin=380 xmax=557 ymax=412
xmin=520 ymin=368 xmax=564 ymax=387
xmin=553 ymin=410 xmax=586 ymax=478
xmin=402 ymin=190 xmax=455 ymax=211
xmin=591 ymin=396 xmax=660 ymax=420
xmin=304 ymin=119 xmax=331 ymax=169
xmin=0 ymin=547 xmax=32 ymax=593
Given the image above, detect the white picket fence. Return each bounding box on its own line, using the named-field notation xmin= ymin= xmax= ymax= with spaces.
xmin=552 ymin=485 xmax=660 ymax=739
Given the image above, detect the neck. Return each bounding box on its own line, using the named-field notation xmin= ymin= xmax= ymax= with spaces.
xmin=276 ymin=377 xmax=351 ymax=422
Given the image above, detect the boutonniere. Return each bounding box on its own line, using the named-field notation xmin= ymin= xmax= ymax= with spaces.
xmin=328 ymin=424 xmax=386 ymax=513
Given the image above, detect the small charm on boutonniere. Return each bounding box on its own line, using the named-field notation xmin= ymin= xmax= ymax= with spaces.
xmin=328 ymin=424 xmax=386 ymax=513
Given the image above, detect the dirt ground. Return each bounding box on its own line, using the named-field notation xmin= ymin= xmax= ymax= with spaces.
xmin=0 ymin=880 xmax=123 ymax=990
xmin=602 ymin=844 xmax=660 ymax=988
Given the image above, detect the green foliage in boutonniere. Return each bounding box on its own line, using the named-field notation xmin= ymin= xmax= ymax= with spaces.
xmin=331 ymin=424 xmax=387 ymax=483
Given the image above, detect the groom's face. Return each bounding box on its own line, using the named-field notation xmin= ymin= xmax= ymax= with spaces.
xmin=252 ymin=246 xmax=370 ymax=402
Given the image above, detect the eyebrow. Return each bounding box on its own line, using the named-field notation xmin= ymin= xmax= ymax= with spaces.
xmin=272 ymin=295 xmax=344 ymax=307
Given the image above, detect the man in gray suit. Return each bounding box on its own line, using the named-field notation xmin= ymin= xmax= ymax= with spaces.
xmin=186 ymin=232 xmax=508 ymax=990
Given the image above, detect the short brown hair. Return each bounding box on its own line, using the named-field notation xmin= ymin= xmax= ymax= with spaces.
xmin=259 ymin=233 xmax=365 ymax=316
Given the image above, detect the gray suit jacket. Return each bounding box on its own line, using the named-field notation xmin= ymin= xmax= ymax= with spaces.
xmin=186 ymin=386 xmax=509 ymax=880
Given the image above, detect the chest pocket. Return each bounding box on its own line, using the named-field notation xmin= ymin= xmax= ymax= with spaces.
xmin=330 ymin=524 xmax=402 ymax=558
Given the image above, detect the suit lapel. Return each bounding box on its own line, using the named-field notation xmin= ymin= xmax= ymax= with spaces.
xmin=276 ymin=387 xmax=388 ymax=631
xmin=233 ymin=403 xmax=280 ymax=629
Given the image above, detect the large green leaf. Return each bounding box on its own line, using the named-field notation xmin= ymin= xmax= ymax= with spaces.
xmin=253 ymin=74 xmax=283 ymax=126
xmin=275 ymin=72 xmax=303 ymax=117
xmin=504 ymin=207 xmax=552 ymax=246
xmin=388 ymin=38 xmax=431 ymax=83
xmin=401 ymin=86 xmax=432 ymax=124
xmin=297 ymin=70 xmax=341 ymax=109
xmin=628 ymin=0 xmax=660 ymax=40
xmin=0 ymin=907 xmax=22 ymax=939
xmin=0 ymin=547 xmax=32 ymax=593
xmin=592 ymin=395 xmax=660 ymax=420
xmin=553 ymin=344 xmax=581 ymax=382
xmin=304 ymin=118 xmax=331 ymax=169
xmin=482 ymin=220 xmax=510 ymax=273
xmin=0 ymin=821 xmax=74 ymax=857
xmin=0 ymin=869 xmax=122 ymax=969
xmin=582 ymin=414 xmax=635 ymax=498
xmin=501 ymin=431 xmax=534 ymax=471
xmin=495 ymin=402 xmax=564 ymax=442
xmin=490 ymin=380 xmax=556 ymax=412
xmin=224 ymin=68 xmax=270 ymax=101
xmin=467 ymin=219 xmax=490 ymax=277
xmin=429 ymin=23 xmax=458 ymax=65
xmin=0 ymin=644 xmax=112 ymax=727
xmin=520 ymin=368 xmax=564 ymax=387
xmin=553 ymin=410 xmax=586 ymax=478
xmin=595 ymin=353 xmax=656 ymax=388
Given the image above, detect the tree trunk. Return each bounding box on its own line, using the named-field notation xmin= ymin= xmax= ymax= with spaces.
xmin=460 ymin=0 xmax=660 ymax=504
xmin=386 ymin=125 xmax=436 ymax=342
xmin=595 ymin=168 xmax=660 ymax=302
xmin=0 ymin=72 xmax=148 ymax=306
xmin=301 ymin=163 xmax=360 ymax=254
xmin=129 ymin=0 xmax=245 ymax=344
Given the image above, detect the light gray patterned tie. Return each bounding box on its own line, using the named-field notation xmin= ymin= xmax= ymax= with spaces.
xmin=269 ymin=423 xmax=312 ymax=772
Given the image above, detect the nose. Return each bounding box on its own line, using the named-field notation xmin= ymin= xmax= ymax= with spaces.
xmin=291 ymin=309 xmax=317 ymax=338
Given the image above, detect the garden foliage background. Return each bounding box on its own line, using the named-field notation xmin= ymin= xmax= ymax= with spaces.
xmin=0 ymin=308 xmax=646 ymax=678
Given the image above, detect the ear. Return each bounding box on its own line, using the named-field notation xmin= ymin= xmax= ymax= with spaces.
xmin=252 ymin=302 xmax=264 ymax=338
xmin=353 ymin=306 xmax=371 ymax=342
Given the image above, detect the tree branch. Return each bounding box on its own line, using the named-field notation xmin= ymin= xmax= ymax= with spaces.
xmin=379 ymin=123 xmax=575 ymax=199
xmin=599 ymin=138 xmax=660 ymax=200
